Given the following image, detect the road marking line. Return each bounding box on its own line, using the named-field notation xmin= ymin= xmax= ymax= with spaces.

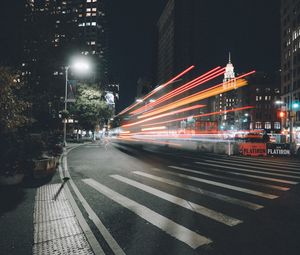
xmin=83 ymin=178 xmax=212 ymax=249
xmin=202 ymin=158 xmax=300 ymax=175
xmin=62 ymin=147 xmax=125 ymax=255
xmin=194 ymin=162 xmax=300 ymax=183
xmin=169 ymin=166 xmax=289 ymax=191
xmin=181 ymin=154 xmax=300 ymax=168
xmin=215 ymin=155 xmax=300 ymax=167
xmin=150 ymin=168 xmax=278 ymax=199
xmin=111 ymin=174 xmax=242 ymax=227
xmin=133 ymin=171 xmax=263 ymax=210
xmin=58 ymin=166 xmax=106 ymax=255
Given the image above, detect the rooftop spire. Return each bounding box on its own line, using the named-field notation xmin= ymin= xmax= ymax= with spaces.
xmin=228 ymin=52 xmax=231 ymax=63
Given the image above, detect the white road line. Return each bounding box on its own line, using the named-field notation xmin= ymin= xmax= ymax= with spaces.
xmin=202 ymin=158 xmax=300 ymax=173
xmin=181 ymin=154 xmax=300 ymax=168
xmin=194 ymin=162 xmax=300 ymax=184
xmin=215 ymin=155 xmax=300 ymax=167
xmin=62 ymin=148 xmax=125 ymax=255
xmin=133 ymin=171 xmax=263 ymax=210
xmin=111 ymin=174 xmax=242 ymax=227
xmin=151 ymin=168 xmax=278 ymax=199
xmin=168 ymin=166 xmax=289 ymax=191
xmin=83 ymin=178 xmax=212 ymax=249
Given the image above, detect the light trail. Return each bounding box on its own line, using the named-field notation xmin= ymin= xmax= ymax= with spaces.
xmin=129 ymin=67 xmax=224 ymax=115
xmin=138 ymin=71 xmax=255 ymax=120
xmin=117 ymin=65 xmax=195 ymax=116
xmin=122 ymin=104 xmax=205 ymax=128
xmin=141 ymin=106 xmax=255 ymax=127
xmin=138 ymin=79 xmax=247 ymax=120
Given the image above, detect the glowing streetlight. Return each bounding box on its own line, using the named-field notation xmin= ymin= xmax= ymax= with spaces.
xmin=63 ymin=58 xmax=91 ymax=147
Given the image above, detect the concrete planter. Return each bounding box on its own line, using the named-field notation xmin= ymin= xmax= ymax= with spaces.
xmin=0 ymin=173 xmax=24 ymax=186
xmin=33 ymin=157 xmax=57 ymax=179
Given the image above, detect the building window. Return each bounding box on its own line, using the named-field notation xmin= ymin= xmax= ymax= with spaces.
xmin=274 ymin=122 xmax=281 ymax=129
xmin=256 ymin=96 xmax=259 ymax=101
xmin=264 ymin=122 xmax=271 ymax=129
xmin=255 ymin=122 xmax=262 ymax=129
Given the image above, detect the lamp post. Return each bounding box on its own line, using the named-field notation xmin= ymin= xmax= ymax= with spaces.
xmin=63 ymin=58 xmax=90 ymax=147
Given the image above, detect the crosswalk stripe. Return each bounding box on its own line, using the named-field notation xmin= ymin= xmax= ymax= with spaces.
xmin=151 ymin=168 xmax=278 ymax=199
xmin=195 ymin=162 xmax=300 ymax=183
xmin=83 ymin=178 xmax=212 ymax=249
xmin=110 ymin=174 xmax=242 ymax=227
xmin=214 ymin=154 xmax=300 ymax=167
xmin=181 ymin=154 xmax=300 ymax=168
xmin=201 ymin=158 xmax=300 ymax=174
xmin=169 ymin=166 xmax=289 ymax=191
xmin=133 ymin=171 xmax=263 ymax=210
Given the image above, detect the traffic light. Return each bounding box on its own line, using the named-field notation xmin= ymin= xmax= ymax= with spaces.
xmin=277 ymin=110 xmax=286 ymax=118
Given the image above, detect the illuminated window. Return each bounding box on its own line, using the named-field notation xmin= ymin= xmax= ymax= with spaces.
xmin=87 ymin=0 xmax=91 ymax=2
xmin=255 ymin=122 xmax=262 ymax=129
xmin=274 ymin=122 xmax=281 ymax=129
xmin=91 ymin=41 xmax=96 ymax=45
xmin=92 ymin=8 xmax=97 ymax=11
xmin=86 ymin=8 xmax=91 ymax=11
xmin=91 ymin=22 xmax=96 ymax=26
xmin=256 ymin=96 xmax=259 ymax=101
xmin=86 ymin=13 xmax=91 ymax=16
xmin=264 ymin=122 xmax=271 ymax=129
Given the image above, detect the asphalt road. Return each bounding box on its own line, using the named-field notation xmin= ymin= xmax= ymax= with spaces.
xmin=65 ymin=141 xmax=300 ymax=255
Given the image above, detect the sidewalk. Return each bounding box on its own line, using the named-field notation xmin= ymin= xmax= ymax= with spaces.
xmin=0 ymin=143 xmax=93 ymax=255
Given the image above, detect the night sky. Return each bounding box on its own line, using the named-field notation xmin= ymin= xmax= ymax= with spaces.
xmin=0 ymin=0 xmax=281 ymax=112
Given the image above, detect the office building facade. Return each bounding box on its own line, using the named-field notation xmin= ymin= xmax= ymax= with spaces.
xmin=22 ymin=0 xmax=109 ymax=128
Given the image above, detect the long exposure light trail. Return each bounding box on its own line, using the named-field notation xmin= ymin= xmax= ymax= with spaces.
xmin=138 ymin=71 xmax=255 ymax=120
xmin=129 ymin=67 xmax=224 ymax=115
xmin=117 ymin=65 xmax=195 ymax=116
xmin=122 ymin=104 xmax=206 ymax=128
xmin=141 ymin=106 xmax=255 ymax=127
xmin=138 ymin=79 xmax=247 ymax=120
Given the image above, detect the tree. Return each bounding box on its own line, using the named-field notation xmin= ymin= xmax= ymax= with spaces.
xmin=70 ymin=84 xmax=113 ymax=133
xmin=0 ymin=67 xmax=31 ymax=133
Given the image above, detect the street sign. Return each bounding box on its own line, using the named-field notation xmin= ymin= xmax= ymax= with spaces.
xmin=267 ymin=143 xmax=290 ymax=156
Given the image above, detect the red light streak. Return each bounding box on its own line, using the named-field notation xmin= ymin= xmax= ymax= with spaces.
xmin=122 ymin=104 xmax=205 ymax=128
xmin=141 ymin=106 xmax=255 ymax=127
xmin=117 ymin=65 xmax=195 ymax=116
xmin=138 ymin=71 xmax=255 ymax=119
xmin=130 ymin=67 xmax=224 ymax=115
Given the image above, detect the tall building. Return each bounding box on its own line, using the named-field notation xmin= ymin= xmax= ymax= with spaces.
xmin=22 ymin=0 xmax=109 ymax=128
xmin=214 ymin=54 xmax=240 ymax=130
xmin=281 ymin=0 xmax=300 ymax=128
xmin=156 ymin=0 xmax=195 ymax=84
xmin=244 ymin=73 xmax=281 ymax=133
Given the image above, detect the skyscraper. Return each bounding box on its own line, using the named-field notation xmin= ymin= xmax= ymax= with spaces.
xmin=22 ymin=0 xmax=109 ymax=128
xmin=281 ymin=0 xmax=300 ymax=128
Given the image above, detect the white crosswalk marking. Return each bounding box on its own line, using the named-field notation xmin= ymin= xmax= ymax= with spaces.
xmin=194 ymin=162 xmax=300 ymax=183
xmin=83 ymin=178 xmax=212 ymax=249
xmin=207 ymin=154 xmax=300 ymax=167
xmin=132 ymin=171 xmax=263 ymax=210
xmin=201 ymin=159 xmax=300 ymax=175
xmin=169 ymin=165 xmax=289 ymax=191
xmin=151 ymin=168 xmax=278 ymax=199
xmin=110 ymin=174 xmax=242 ymax=226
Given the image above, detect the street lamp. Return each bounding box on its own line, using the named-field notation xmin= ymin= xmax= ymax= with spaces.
xmin=63 ymin=58 xmax=90 ymax=147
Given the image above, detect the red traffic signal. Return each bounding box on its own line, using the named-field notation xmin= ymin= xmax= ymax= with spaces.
xmin=277 ymin=110 xmax=286 ymax=118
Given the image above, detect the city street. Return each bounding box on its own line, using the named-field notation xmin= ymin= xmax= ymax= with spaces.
xmin=59 ymin=142 xmax=300 ymax=255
